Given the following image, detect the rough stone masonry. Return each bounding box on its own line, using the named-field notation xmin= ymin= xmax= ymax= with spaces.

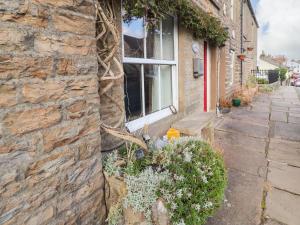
xmin=0 ymin=0 xmax=106 ymax=224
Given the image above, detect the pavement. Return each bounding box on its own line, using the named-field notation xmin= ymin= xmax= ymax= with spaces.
xmin=206 ymin=86 xmax=300 ymax=225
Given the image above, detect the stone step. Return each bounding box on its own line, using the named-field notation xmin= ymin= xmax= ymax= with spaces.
xmin=171 ymin=111 xmax=215 ymax=142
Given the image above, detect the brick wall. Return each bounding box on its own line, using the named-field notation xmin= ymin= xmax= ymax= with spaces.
xmin=0 ymin=1 xmax=106 ymax=224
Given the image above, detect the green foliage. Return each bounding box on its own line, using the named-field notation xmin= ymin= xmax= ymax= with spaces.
xmin=107 ymin=203 xmax=123 ymax=225
xmin=259 ymin=85 xmax=274 ymax=93
xmin=256 ymin=78 xmax=269 ymax=84
xmin=155 ymin=138 xmax=227 ymax=225
xmin=276 ymin=67 xmax=288 ymax=81
xmin=124 ymin=167 xmax=171 ymax=221
xmin=103 ymin=138 xmax=227 ymax=225
xmin=103 ymin=151 xmax=121 ymax=176
xmin=246 ymin=75 xmax=258 ymax=88
xmin=123 ymin=0 xmax=229 ymax=47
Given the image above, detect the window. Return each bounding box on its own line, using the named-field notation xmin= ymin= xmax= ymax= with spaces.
xmin=122 ymin=16 xmax=177 ymax=131
xmin=223 ymin=3 xmax=227 ymax=16
xmin=229 ymin=50 xmax=235 ymax=85
xmin=230 ymin=0 xmax=234 ymax=21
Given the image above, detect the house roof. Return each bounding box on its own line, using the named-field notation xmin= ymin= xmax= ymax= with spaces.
xmin=260 ymin=55 xmax=281 ymax=68
xmin=246 ymin=0 xmax=259 ymax=28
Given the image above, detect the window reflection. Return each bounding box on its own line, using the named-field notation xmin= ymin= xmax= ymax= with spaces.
xmin=160 ymin=65 xmax=173 ymax=108
xmin=123 ymin=18 xmax=144 ymax=58
xmin=146 ymin=26 xmax=161 ymax=59
xmin=162 ymin=16 xmax=174 ymax=60
xmin=124 ymin=64 xmax=143 ymax=121
xmin=144 ymin=65 xmax=159 ymax=114
xmin=122 ymin=15 xmax=176 ymax=123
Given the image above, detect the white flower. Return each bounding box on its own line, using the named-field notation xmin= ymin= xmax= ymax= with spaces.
xmin=176 ymin=189 xmax=183 ymax=198
xmin=202 ymin=175 xmax=208 ymax=184
xmin=207 ymin=171 xmax=213 ymax=176
xmin=187 ymin=192 xmax=192 ymax=198
xmin=183 ymin=151 xmax=192 ymax=162
xmin=193 ymin=204 xmax=201 ymax=211
xmin=171 ymin=202 xmax=178 ymax=210
xmin=175 ymin=219 xmax=186 ymax=225
xmin=174 ymin=174 xmax=185 ymax=181
xmin=204 ymin=201 xmax=213 ymax=209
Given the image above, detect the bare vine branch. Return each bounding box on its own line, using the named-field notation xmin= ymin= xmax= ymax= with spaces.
xmin=95 ymin=0 xmax=148 ymax=150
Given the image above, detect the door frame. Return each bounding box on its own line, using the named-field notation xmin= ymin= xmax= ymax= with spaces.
xmin=204 ymin=41 xmax=211 ymax=112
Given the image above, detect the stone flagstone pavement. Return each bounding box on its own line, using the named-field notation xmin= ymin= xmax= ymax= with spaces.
xmin=206 ymin=86 xmax=300 ymax=225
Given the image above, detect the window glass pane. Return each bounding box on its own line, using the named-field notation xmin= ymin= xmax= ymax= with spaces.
xmin=146 ymin=26 xmax=161 ymax=59
xmin=160 ymin=65 xmax=173 ymax=108
xmin=123 ymin=18 xmax=144 ymax=58
xmin=162 ymin=16 xmax=174 ymax=60
xmin=229 ymin=50 xmax=235 ymax=85
xmin=124 ymin=64 xmax=143 ymax=121
xmin=144 ymin=65 xmax=159 ymax=114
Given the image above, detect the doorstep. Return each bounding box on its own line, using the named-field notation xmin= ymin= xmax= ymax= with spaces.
xmin=171 ymin=111 xmax=216 ymax=142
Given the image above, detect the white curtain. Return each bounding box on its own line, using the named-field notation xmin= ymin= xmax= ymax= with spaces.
xmin=160 ymin=65 xmax=172 ymax=108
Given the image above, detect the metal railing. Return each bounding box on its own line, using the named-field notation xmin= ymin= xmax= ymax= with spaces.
xmin=251 ymin=70 xmax=280 ymax=84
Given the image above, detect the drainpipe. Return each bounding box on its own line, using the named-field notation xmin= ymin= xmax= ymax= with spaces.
xmin=240 ymin=0 xmax=244 ymax=86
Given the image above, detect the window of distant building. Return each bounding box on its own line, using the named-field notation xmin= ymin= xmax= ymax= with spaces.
xmin=122 ymin=15 xmax=178 ymax=131
xmin=229 ymin=50 xmax=235 ymax=85
xmin=230 ymin=0 xmax=234 ymax=21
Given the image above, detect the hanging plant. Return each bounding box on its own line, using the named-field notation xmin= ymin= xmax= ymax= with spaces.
xmin=123 ymin=0 xmax=229 ymax=47
xmin=237 ymin=54 xmax=246 ymax=61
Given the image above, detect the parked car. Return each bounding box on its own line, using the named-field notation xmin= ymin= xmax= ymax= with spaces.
xmin=291 ymin=73 xmax=300 ymax=86
xmin=295 ymin=78 xmax=300 ymax=87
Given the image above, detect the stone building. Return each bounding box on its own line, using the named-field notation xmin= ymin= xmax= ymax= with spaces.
xmin=219 ymin=0 xmax=259 ymax=101
xmin=0 ymin=0 xmax=258 ymax=224
xmin=0 ymin=1 xmax=106 ymax=224
xmin=121 ymin=0 xmax=259 ymax=135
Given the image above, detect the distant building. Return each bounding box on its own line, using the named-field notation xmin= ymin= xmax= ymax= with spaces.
xmin=287 ymin=60 xmax=300 ymax=73
xmin=258 ymin=53 xmax=281 ymax=70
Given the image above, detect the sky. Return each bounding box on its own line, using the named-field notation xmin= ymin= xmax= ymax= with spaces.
xmin=252 ymin=0 xmax=300 ymax=60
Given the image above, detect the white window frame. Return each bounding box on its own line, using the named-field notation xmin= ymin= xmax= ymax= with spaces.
xmin=229 ymin=50 xmax=235 ymax=86
xmin=122 ymin=17 xmax=179 ymax=132
xmin=230 ymin=0 xmax=234 ymax=21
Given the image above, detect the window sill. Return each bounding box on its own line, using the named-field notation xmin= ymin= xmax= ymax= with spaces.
xmin=125 ymin=108 xmax=174 ymax=132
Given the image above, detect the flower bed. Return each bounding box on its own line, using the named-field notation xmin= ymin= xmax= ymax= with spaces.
xmin=103 ymin=137 xmax=227 ymax=225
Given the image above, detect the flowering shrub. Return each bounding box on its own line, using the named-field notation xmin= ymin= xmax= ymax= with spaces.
xmin=156 ymin=138 xmax=227 ymax=225
xmin=103 ymin=138 xmax=227 ymax=225
xmin=124 ymin=167 xmax=171 ymax=221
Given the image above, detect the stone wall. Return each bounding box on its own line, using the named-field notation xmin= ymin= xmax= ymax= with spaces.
xmin=178 ymin=27 xmax=205 ymax=114
xmin=0 ymin=1 xmax=106 ymax=224
xmin=243 ymin=3 xmax=258 ymax=79
xmin=219 ymin=0 xmax=258 ymax=98
xmin=222 ymin=0 xmax=243 ymax=96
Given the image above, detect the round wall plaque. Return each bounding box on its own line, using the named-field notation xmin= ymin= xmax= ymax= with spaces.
xmin=192 ymin=43 xmax=200 ymax=54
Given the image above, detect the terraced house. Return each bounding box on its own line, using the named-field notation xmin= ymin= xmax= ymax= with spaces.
xmin=0 ymin=0 xmax=258 ymax=224
xmin=119 ymin=0 xmax=259 ymax=136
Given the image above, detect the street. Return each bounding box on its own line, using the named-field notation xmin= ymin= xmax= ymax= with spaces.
xmin=207 ymin=86 xmax=300 ymax=225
